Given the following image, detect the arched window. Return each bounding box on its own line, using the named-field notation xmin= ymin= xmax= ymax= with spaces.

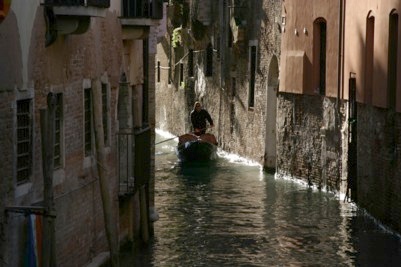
xmin=365 ymin=13 xmax=375 ymax=104
xmin=313 ymin=18 xmax=327 ymax=95
xmin=388 ymin=10 xmax=398 ymax=110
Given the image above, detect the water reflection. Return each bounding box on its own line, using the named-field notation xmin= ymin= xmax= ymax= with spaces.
xmin=120 ymin=133 xmax=401 ymax=266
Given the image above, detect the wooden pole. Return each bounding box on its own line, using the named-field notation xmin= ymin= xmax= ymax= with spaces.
xmin=40 ymin=92 xmax=57 ymax=266
xmin=92 ymin=80 xmax=120 ymax=266
xmin=139 ymin=185 xmax=149 ymax=243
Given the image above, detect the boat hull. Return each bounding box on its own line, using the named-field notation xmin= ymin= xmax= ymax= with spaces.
xmin=177 ymin=133 xmax=217 ymax=162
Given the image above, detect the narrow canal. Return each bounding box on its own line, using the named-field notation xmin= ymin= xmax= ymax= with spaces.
xmin=121 ymin=132 xmax=401 ymax=266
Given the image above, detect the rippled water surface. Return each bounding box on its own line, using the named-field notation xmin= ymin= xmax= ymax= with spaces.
xmin=121 ymin=134 xmax=401 ymax=266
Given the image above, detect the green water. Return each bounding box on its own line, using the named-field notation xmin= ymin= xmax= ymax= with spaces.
xmin=120 ymin=134 xmax=401 ymax=266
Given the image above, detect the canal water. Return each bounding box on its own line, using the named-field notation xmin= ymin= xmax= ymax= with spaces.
xmin=121 ymin=132 xmax=401 ymax=266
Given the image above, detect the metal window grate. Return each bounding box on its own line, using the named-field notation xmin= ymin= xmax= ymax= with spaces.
xmin=54 ymin=93 xmax=63 ymax=169
xmin=43 ymin=0 xmax=110 ymax=8
xmin=84 ymin=88 xmax=92 ymax=156
xmin=16 ymin=99 xmax=32 ymax=184
xmin=102 ymin=83 xmax=109 ymax=145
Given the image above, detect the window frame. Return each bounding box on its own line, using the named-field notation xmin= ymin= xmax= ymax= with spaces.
xmin=53 ymin=93 xmax=64 ymax=169
xmin=84 ymin=87 xmax=93 ymax=157
xmin=16 ymin=98 xmax=33 ymax=185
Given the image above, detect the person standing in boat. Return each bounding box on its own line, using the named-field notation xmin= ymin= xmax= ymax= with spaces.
xmin=190 ymin=101 xmax=214 ymax=136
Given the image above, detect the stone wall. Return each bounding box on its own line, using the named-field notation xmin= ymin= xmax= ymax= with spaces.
xmin=276 ymin=93 xmax=345 ymax=192
xmin=357 ymin=105 xmax=401 ymax=233
xmin=155 ymin=0 xmax=282 ymax=166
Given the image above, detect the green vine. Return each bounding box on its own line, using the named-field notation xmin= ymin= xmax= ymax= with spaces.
xmin=172 ymin=27 xmax=182 ymax=48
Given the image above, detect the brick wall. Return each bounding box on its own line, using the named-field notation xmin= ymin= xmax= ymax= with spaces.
xmin=357 ymin=105 xmax=401 ymax=233
xmin=155 ymin=0 xmax=282 ymax=165
xmin=1 ymin=7 xmax=123 ymax=266
xmin=276 ymin=93 xmax=345 ymax=192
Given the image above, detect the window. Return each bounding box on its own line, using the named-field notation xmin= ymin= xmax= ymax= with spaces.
xmin=388 ymin=11 xmax=398 ymax=110
xmin=365 ymin=14 xmax=375 ymax=104
xmin=188 ymin=49 xmax=194 ymax=77
xmin=84 ymin=88 xmax=92 ymax=157
xmin=54 ymin=93 xmax=63 ymax=169
xmin=16 ymin=99 xmax=32 ymax=185
xmin=314 ymin=18 xmax=327 ymax=95
xmin=248 ymin=45 xmax=257 ymax=109
xmin=179 ymin=63 xmax=184 ymax=86
xmin=205 ymin=43 xmax=213 ymax=77
xmin=157 ymin=61 xmax=161 ymax=83
xmin=102 ymin=83 xmax=109 ymax=146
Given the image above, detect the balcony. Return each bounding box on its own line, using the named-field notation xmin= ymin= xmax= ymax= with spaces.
xmin=120 ymin=0 xmax=165 ymax=40
xmin=43 ymin=0 xmax=109 ymax=16
xmin=42 ymin=0 xmax=110 ymax=46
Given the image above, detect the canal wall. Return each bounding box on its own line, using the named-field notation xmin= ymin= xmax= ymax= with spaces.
xmin=276 ymin=94 xmax=401 ymax=234
xmin=357 ymin=105 xmax=401 ymax=234
xmin=276 ymin=93 xmax=346 ymax=193
xmin=155 ymin=0 xmax=282 ymax=168
xmin=155 ymin=0 xmax=401 ymax=237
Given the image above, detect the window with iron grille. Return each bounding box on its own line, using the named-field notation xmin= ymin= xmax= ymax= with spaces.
xmin=54 ymin=93 xmax=63 ymax=169
xmin=84 ymin=88 xmax=92 ymax=156
xmin=16 ymin=99 xmax=32 ymax=185
xmin=102 ymin=83 xmax=109 ymax=146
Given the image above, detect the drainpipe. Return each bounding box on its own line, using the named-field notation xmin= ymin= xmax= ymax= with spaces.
xmin=337 ymin=0 xmax=345 ymax=110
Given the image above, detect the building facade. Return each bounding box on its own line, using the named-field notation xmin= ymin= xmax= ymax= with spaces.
xmin=278 ymin=0 xmax=401 ymax=234
xmin=155 ymin=0 xmax=282 ymax=169
xmin=0 ymin=0 xmax=163 ymax=266
xmin=156 ymin=0 xmax=401 ymax=236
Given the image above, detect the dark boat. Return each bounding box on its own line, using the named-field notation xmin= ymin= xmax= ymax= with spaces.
xmin=177 ymin=133 xmax=218 ymax=162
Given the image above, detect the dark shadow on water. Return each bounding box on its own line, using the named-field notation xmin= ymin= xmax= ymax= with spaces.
xmin=174 ymin=159 xmax=220 ymax=184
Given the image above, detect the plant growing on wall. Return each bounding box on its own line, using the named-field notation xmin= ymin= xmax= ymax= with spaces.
xmin=172 ymin=26 xmax=182 ymax=48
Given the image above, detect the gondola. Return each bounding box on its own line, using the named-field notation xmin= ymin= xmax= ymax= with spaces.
xmin=177 ymin=133 xmax=218 ymax=162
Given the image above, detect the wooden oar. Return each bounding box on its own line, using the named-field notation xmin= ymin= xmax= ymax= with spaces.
xmin=155 ymin=136 xmax=178 ymax=145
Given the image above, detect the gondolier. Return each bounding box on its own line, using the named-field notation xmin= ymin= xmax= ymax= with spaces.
xmin=190 ymin=101 xmax=214 ymax=135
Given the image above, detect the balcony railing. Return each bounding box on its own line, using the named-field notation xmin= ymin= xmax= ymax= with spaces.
xmin=121 ymin=0 xmax=163 ymax=20
xmin=43 ymin=0 xmax=110 ymax=8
